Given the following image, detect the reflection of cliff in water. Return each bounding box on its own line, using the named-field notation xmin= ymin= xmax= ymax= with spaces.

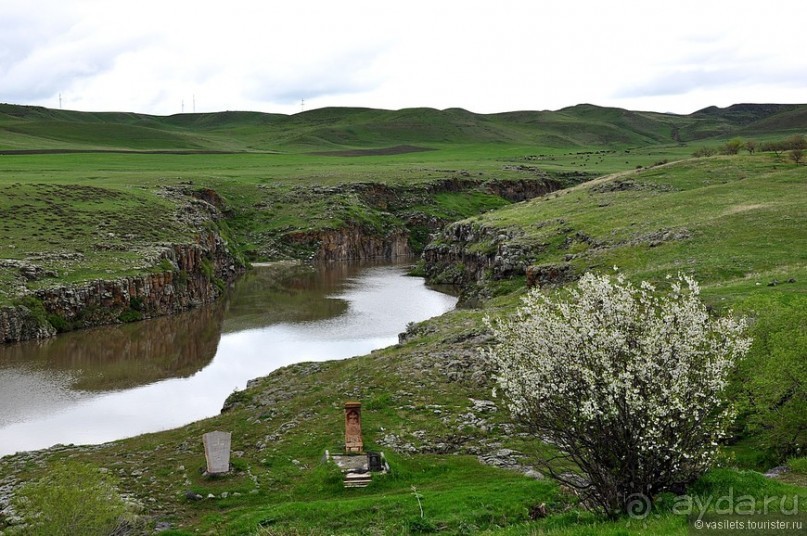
xmin=0 ymin=301 xmax=225 ymax=392
xmin=0 ymin=260 xmax=417 ymax=394
xmin=221 ymin=262 xmax=379 ymax=334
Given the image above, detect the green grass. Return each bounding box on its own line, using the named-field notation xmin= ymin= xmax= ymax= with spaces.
xmin=0 ymin=181 xmax=192 ymax=304
xmin=0 ymin=103 xmax=805 ymax=534
xmin=2 ymin=102 xmax=804 ymax=152
xmin=445 ymin=155 xmax=806 ymax=295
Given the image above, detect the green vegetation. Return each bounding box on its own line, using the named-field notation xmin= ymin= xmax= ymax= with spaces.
xmin=10 ymin=460 xmax=133 ymax=536
xmin=0 ymin=102 xmax=805 ymax=534
xmin=446 ymin=156 xmax=805 ymax=292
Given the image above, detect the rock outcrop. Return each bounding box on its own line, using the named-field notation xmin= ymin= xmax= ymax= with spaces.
xmin=0 ymin=232 xmax=242 ymax=345
xmin=0 ymin=305 xmax=56 ymax=343
xmin=422 ymin=222 xmax=536 ymax=286
xmin=272 ymin=177 xmax=565 ymax=261
xmin=285 ymin=225 xmax=411 ymax=262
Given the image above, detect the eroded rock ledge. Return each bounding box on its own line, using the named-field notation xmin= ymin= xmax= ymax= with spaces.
xmin=0 ymin=232 xmax=242 ymax=345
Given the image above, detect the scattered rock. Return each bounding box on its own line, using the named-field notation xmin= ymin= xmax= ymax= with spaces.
xmin=184 ymin=491 xmax=203 ymax=501
xmin=525 ymin=263 xmax=576 ymax=288
xmin=764 ymin=466 xmax=790 ymax=478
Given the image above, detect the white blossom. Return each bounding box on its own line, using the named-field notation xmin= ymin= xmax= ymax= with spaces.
xmin=484 ymin=271 xmax=751 ymax=517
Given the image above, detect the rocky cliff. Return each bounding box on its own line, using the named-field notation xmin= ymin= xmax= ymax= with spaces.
xmin=422 ymin=222 xmax=535 ymax=287
xmin=275 ymin=177 xmax=564 ymax=262
xmin=0 ymin=232 xmax=242 ymax=345
xmin=0 ymin=305 xmax=56 ymax=343
xmin=285 ymin=225 xmax=411 ymax=262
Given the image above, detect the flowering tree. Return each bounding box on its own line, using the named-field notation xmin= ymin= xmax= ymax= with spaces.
xmin=485 ymin=271 xmax=751 ymax=518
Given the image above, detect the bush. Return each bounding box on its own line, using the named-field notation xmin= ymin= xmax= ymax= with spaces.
xmin=46 ymin=313 xmax=70 ymax=332
xmin=720 ymin=138 xmax=744 ymax=155
xmin=13 ymin=295 xmax=49 ymax=327
xmin=731 ymin=295 xmax=806 ymax=461
xmin=118 ymin=308 xmax=142 ymax=323
xmin=693 ymin=146 xmax=717 ymax=158
xmin=12 ymin=461 xmax=129 ymax=536
xmin=485 ymin=271 xmax=751 ymax=518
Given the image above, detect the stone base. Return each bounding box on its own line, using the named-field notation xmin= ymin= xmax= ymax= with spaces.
xmin=324 ymin=450 xmax=389 ymax=489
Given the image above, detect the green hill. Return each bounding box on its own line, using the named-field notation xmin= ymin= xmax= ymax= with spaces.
xmin=0 ymin=101 xmax=805 ymax=534
xmin=1 ymin=102 xmax=804 ymax=153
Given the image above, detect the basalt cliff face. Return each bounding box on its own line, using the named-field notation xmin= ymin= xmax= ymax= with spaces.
xmin=285 ymin=226 xmax=411 ymax=262
xmin=420 ymin=178 xmax=569 ymax=288
xmin=0 ymin=232 xmax=242 ymax=345
xmin=278 ymin=178 xmax=563 ymax=262
xmin=0 ymin=306 xmax=56 ymax=343
xmin=422 ymin=222 xmax=535 ymax=287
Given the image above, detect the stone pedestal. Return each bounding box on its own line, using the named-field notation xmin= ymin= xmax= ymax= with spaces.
xmin=344 ymin=401 xmax=363 ymax=454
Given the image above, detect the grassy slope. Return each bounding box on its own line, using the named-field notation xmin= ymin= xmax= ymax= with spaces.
xmin=0 ymin=140 xmax=688 ymax=303
xmin=1 ymin=154 xmax=805 ymax=535
xmin=461 ymin=155 xmax=806 ymax=297
xmin=2 ymin=102 xmax=806 ymax=152
xmin=0 ymin=147 xmax=541 ymax=303
xmin=0 ymin=105 xmax=805 ymax=534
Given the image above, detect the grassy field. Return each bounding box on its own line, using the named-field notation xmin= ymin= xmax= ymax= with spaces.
xmin=0 ymin=103 xmax=805 ymax=534
xmin=446 ymin=154 xmax=807 ymax=297
xmin=0 ymin=140 xmax=710 ymax=303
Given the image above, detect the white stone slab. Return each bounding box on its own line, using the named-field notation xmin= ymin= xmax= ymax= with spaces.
xmin=202 ymin=431 xmax=231 ymax=474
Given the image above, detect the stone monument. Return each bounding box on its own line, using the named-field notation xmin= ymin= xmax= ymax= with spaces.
xmin=202 ymin=431 xmax=232 ymax=474
xmin=344 ymin=401 xmax=363 ymax=454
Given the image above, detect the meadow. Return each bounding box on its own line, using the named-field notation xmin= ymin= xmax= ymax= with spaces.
xmin=0 ymin=102 xmax=805 ymax=534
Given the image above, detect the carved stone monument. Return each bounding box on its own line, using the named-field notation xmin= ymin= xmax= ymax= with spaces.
xmin=344 ymin=401 xmax=363 ymax=454
xmin=202 ymin=431 xmax=232 ymax=474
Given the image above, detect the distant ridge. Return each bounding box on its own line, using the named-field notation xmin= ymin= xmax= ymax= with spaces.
xmin=0 ymin=102 xmax=804 ymax=153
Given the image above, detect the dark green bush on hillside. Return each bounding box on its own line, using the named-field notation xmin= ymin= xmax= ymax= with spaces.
xmin=731 ymin=295 xmax=807 ymax=462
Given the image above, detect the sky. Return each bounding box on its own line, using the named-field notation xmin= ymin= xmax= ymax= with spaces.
xmin=1 ymin=0 xmax=805 ymax=117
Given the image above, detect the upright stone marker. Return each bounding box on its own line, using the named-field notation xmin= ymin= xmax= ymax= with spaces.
xmin=344 ymin=401 xmax=363 ymax=454
xmin=202 ymin=431 xmax=232 ymax=474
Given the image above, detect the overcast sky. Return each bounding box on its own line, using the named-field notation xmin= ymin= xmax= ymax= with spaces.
xmin=1 ymin=0 xmax=805 ymax=116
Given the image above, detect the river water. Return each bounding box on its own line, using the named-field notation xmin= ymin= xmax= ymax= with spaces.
xmin=0 ymin=262 xmax=457 ymax=456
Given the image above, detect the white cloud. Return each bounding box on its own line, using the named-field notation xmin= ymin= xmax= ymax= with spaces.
xmin=0 ymin=0 xmax=804 ymax=115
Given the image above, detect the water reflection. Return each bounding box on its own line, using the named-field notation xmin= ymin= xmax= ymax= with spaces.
xmin=0 ymin=303 xmax=226 ymax=393
xmin=222 ymin=262 xmax=351 ymax=333
xmin=0 ymin=262 xmax=456 ymax=455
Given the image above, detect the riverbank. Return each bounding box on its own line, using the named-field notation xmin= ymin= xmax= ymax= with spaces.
xmin=0 ymin=158 xmax=565 ymax=344
xmin=1 ymin=106 xmax=805 ymax=533
xmin=0 ymin=261 xmax=456 ymax=456
xmin=0 ymin=181 xmax=246 ymax=344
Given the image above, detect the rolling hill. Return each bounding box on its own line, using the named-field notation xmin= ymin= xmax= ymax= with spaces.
xmin=1 ymin=102 xmax=805 ymax=153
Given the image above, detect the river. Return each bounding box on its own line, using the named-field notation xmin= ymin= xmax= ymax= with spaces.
xmin=0 ymin=262 xmax=457 ymax=456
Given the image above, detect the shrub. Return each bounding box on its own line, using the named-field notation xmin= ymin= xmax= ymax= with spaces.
xmin=786 ymin=134 xmax=806 ymax=150
xmin=485 ymin=271 xmax=751 ymax=518
xmin=46 ymin=313 xmax=70 ymax=332
xmin=200 ymin=258 xmax=215 ymax=280
xmin=13 ymin=295 xmax=49 ymax=327
xmin=693 ymin=146 xmax=717 ymax=158
xmin=720 ymin=138 xmax=744 ymax=155
xmin=731 ymin=295 xmax=806 ymax=461
xmin=12 ymin=461 xmax=129 ymax=536
xmin=118 ymin=308 xmax=142 ymax=323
